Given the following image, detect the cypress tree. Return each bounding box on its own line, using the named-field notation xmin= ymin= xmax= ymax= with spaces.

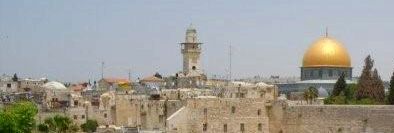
xmin=372 ymin=69 xmax=385 ymax=103
xmin=388 ymin=71 xmax=394 ymax=104
xmin=332 ymin=73 xmax=347 ymax=97
xmin=12 ymin=73 xmax=18 ymax=82
xmin=355 ymin=55 xmax=374 ymax=100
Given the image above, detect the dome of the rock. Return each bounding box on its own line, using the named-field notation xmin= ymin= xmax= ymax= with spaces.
xmin=302 ymin=37 xmax=351 ymax=68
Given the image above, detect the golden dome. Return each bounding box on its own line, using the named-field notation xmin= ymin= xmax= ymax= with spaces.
xmin=302 ymin=37 xmax=351 ymax=68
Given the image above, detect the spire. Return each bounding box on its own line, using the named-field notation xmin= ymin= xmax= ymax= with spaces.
xmin=188 ymin=23 xmax=195 ymax=30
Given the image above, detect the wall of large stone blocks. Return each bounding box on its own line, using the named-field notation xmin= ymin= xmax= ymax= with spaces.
xmin=270 ymin=103 xmax=394 ymax=133
xmin=167 ymin=98 xmax=270 ymax=133
xmin=113 ymin=95 xmax=183 ymax=131
xmin=114 ymin=94 xmax=134 ymax=126
xmin=66 ymin=107 xmax=87 ymax=125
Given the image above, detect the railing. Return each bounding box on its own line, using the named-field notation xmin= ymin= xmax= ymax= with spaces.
xmin=181 ymin=48 xmax=201 ymax=53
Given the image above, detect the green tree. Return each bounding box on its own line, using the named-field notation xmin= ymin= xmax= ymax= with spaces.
xmin=0 ymin=101 xmax=38 ymax=133
xmin=371 ymin=69 xmax=385 ymax=103
xmin=303 ymin=86 xmax=318 ymax=104
xmin=332 ymin=73 xmax=347 ymax=97
xmin=12 ymin=73 xmax=18 ymax=82
xmin=388 ymin=71 xmax=394 ymax=104
xmin=324 ymin=96 xmax=346 ymax=104
xmin=356 ymin=55 xmax=375 ymax=100
xmin=81 ymin=119 xmax=98 ymax=133
xmin=38 ymin=123 xmax=49 ymax=133
xmin=344 ymin=84 xmax=356 ymax=101
xmin=69 ymin=124 xmax=80 ymax=132
xmin=41 ymin=115 xmax=77 ymax=133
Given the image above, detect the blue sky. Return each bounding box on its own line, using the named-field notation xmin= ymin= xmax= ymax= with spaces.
xmin=1 ymin=0 xmax=394 ymax=82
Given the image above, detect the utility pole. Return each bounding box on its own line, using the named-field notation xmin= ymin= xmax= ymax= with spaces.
xmin=101 ymin=62 xmax=105 ymax=79
xmin=229 ymin=45 xmax=232 ymax=82
xmin=128 ymin=68 xmax=131 ymax=81
xmin=325 ymin=27 xmax=329 ymax=37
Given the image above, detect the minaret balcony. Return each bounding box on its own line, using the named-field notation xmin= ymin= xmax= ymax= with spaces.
xmin=181 ymin=48 xmax=201 ymax=53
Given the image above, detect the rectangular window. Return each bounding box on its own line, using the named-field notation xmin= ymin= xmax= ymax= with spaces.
xmin=73 ymin=115 xmax=77 ymax=120
xmin=319 ymin=70 xmax=323 ymax=77
xmin=232 ymin=106 xmax=236 ymax=113
xmin=81 ymin=115 xmax=85 ymax=119
xmin=240 ymin=123 xmax=245 ymax=132
xmin=7 ymin=84 xmax=11 ymax=88
xmin=159 ymin=115 xmax=163 ymax=123
xmin=203 ymin=123 xmax=207 ymax=131
xmin=104 ymin=113 xmax=107 ymax=118
xmin=258 ymin=123 xmax=262 ymax=131
xmin=224 ymin=124 xmax=227 ymax=132
xmin=257 ymin=109 xmax=261 ymax=116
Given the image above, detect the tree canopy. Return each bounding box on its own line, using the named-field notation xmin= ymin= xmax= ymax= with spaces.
xmin=326 ymin=55 xmax=386 ymax=105
xmin=332 ymin=73 xmax=347 ymax=97
xmin=38 ymin=115 xmax=79 ymax=133
xmin=303 ymin=86 xmax=318 ymax=104
xmin=388 ymin=71 xmax=394 ymax=104
xmin=355 ymin=55 xmax=385 ymax=103
xmin=12 ymin=73 xmax=18 ymax=82
xmin=0 ymin=101 xmax=38 ymax=133
xmin=81 ymin=119 xmax=99 ymax=133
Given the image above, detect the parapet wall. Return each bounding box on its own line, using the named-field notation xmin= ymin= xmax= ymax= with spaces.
xmin=270 ymin=103 xmax=394 ymax=133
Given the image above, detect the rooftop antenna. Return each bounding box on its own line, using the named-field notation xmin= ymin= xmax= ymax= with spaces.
xmin=325 ymin=27 xmax=329 ymax=37
xmin=128 ymin=68 xmax=131 ymax=81
xmin=229 ymin=45 xmax=232 ymax=82
xmin=101 ymin=62 xmax=105 ymax=79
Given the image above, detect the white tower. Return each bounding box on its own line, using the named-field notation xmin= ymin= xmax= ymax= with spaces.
xmin=181 ymin=24 xmax=203 ymax=75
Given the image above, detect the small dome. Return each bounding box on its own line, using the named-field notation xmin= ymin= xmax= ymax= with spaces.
xmin=303 ymin=37 xmax=351 ymax=68
xmin=256 ymin=82 xmax=274 ymax=88
xmin=42 ymin=81 xmax=67 ymax=90
xmin=318 ymin=86 xmax=329 ymax=97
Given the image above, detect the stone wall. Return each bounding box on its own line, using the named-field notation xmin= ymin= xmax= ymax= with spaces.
xmin=269 ymin=102 xmax=394 ymax=133
xmin=167 ymin=98 xmax=270 ymax=133
xmin=113 ymin=94 xmax=183 ymax=131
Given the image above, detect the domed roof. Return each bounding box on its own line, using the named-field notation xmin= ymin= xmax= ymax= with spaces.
xmin=318 ymin=86 xmax=329 ymax=97
xmin=302 ymin=37 xmax=351 ymax=68
xmin=42 ymin=81 xmax=67 ymax=90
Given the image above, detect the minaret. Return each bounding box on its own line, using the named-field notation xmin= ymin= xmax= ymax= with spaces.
xmin=181 ymin=24 xmax=203 ymax=75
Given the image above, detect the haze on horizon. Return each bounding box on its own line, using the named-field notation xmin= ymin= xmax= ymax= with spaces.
xmin=1 ymin=0 xmax=394 ymax=82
